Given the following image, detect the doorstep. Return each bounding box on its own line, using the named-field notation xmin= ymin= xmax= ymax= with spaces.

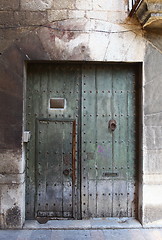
xmin=23 ymin=218 xmax=142 ymax=230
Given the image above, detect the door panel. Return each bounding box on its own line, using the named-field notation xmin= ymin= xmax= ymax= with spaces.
xmin=26 ymin=64 xmax=80 ymax=220
xmin=81 ymin=64 xmax=137 ymax=218
xmin=35 ymin=119 xmax=75 ymax=219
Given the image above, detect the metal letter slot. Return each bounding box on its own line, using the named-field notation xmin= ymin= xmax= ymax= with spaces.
xmin=109 ymin=119 xmax=117 ymax=131
xmin=50 ymin=98 xmax=65 ymax=109
xmin=103 ymin=172 xmax=118 ymax=177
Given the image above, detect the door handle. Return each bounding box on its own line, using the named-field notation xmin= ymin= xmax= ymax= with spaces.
xmin=109 ymin=119 xmax=117 ymax=131
xmin=63 ymin=169 xmax=69 ymax=176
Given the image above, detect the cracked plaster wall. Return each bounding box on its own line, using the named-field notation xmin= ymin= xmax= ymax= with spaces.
xmin=0 ymin=0 xmax=162 ymax=229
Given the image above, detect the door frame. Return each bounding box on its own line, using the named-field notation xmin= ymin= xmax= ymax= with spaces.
xmin=24 ymin=61 xmax=142 ymax=221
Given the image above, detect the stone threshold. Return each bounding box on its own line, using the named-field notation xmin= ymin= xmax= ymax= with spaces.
xmin=23 ymin=218 xmax=142 ymax=230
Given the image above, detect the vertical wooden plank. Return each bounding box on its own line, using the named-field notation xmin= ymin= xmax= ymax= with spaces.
xmin=95 ymin=65 xmax=113 ymax=217
xmin=40 ymin=65 xmax=49 ymax=118
xmin=36 ymin=120 xmax=49 ymax=214
xmin=62 ymin=121 xmax=73 ymax=218
xmin=95 ymin=65 xmax=113 ymax=180
xmin=88 ymin=180 xmax=97 ymax=217
xmin=126 ymin=68 xmax=136 ymax=217
xmin=26 ymin=64 xmax=41 ymax=219
xmin=25 ymin=67 xmax=34 ymax=219
xmin=46 ymin=121 xmax=63 ymax=216
xmin=96 ymin=180 xmax=112 ymax=217
xmin=111 ymin=65 xmax=137 ymax=217
xmin=113 ymin=180 xmax=127 ymax=217
xmin=81 ymin=64 xmax=97 ymax=218
xmin=112 ymin=66 xmax=128 ymax=217
xmin=36 ymin=66 xmax=49 ymax=215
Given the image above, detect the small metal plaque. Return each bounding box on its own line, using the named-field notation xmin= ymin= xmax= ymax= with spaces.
xmin=103 ymin=172 xmax=118 ymax=177
xmin=50 ymin=98 xmax=65 ymax=109
xmin=23 ymin=131 xmax=31 ymax=143
xmin=37 ymin=211 xmax=72 ymax=218
xmin=37 ymin=211 xmax=57 ymax=217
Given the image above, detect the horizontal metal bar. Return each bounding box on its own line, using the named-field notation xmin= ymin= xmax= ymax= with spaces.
xmin=37 ymin=118 xmax=76 ymax=122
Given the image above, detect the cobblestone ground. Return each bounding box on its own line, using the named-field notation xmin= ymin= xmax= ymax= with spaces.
xmin=1 ymin=229 xmax=162 ymax=240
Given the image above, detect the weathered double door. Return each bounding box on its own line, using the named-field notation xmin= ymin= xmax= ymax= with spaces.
xmin=26 ymin=63 xmax=138 ymax=220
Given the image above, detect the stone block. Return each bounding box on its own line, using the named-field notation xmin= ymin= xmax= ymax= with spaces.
xmin=68 ymin=10 xmax=85 ymax=19
xmin=0 ymin=0 xmax=20 ymax=10
xmin=144 ymin=78 xmax=162 ymax=115
xmin=143 ymin=184 xmax=162 ymax=224
xmin=0 ymin=58 xmax=22 ymax=95
xmin=48 ymin=10 xmax=68 ymax=22
xmin=52 ymin=0 xmax=75 ymax=9
xmin=0 ymin=183 xmax=25 ymax=229
xmin=148 ymin=2 xmax=162 ymax=11
xmin=143 ymin=174 xmax=162 ymax=185
xmin=1 ymin=44 xmax=24 ymax=77
xmin=144 ymin=149 xmax=162 ymax=174
xmin=144 ymin=45 xmax=162 ymax=115
xmin=144 ymin=43 xmax=162 ymax=85
xmin=144 ymin=126 xmax=162 ymax=150
xmin=76 ymin=0 xmax=92 ymax=10
xmin=17 ymin=31 xmax=50 ymax=60
xmin=86 ymin=10 xmax=107 ymax=21
xmin=0 ymin=29 xmax=29 ymax=53
xmin=144 ymin=112 xmax=162 ymax=127
xmin=0 ymin=39 xmax=13 ymax=53
xmin=92 ymin=0 xmax=125 ymax=11
xmin=0 ymin=173 xmax=25 ymax=185
xmin=107 ymin=11 xmax=127 ymax=23
xmin=20 ymin=0 xmax=53 ymax=11
xmin=0 ymin=150 xmax=23 ymax=174
xmin=0 ymin=11 xmax=14 ymax=26
xmin=14 ymin=11 xmax=47 ymax=26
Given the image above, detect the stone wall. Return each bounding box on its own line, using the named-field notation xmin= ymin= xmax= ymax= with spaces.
xmin=0 ymin=0 xmax=162 ymax=229
xmin=0 ymin=0 xmax=129 ymax=54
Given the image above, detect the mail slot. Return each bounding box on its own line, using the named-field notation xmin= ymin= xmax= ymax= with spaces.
xmin=103 ymin=172 xmax=119 ymax=177
xmin=50 ymin=98 xmax=65 ymax=109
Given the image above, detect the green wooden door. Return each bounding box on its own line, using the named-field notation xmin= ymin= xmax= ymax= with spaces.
xmin=81 ymin=64 xmax=137 ymax=218
xmin=26 ymin=63 xmax=81 ymax=220
xmin=35 ymin=119 xmax=76 ymax=219
xmin=26 ymin=63 xmax=138 ymax=220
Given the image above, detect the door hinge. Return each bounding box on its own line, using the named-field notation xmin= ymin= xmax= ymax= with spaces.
xmin=23 ymin=131 xmax=31 ymax=143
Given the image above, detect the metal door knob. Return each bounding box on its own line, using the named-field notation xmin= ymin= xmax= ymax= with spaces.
xmin=109 ymin=119 xmax=117 ymax=131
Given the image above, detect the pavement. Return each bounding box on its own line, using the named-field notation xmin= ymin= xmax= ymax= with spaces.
xmin=1 ymin=229 xmax=162 ymax=240
xmin=1 ymin=218 xmax=162 ymax=240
